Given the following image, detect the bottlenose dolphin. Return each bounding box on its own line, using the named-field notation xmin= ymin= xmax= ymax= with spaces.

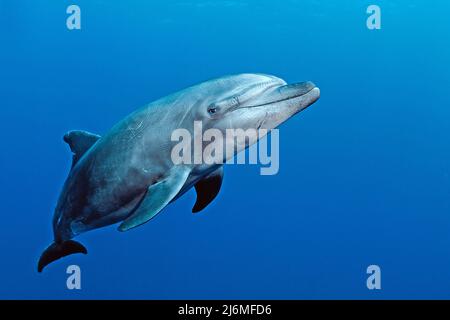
xmin=38 ymin=73 xmax=320 ymax=272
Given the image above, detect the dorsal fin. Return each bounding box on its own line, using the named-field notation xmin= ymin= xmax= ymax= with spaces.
xmin=63 ymin=130 xmax=101 ymax=168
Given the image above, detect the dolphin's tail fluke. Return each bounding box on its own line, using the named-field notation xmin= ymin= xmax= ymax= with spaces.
xmin=37 ymin=240 xmax=87 ymax=273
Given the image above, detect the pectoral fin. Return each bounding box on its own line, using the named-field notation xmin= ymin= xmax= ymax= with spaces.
xmin=118 ymin=166 xmax=191 ymax=232
xmin=192 ymin=167 xmax=224 ymax=213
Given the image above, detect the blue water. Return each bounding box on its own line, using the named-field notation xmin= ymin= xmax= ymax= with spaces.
xmin=1 ymin=0 xmax=449 ymax=299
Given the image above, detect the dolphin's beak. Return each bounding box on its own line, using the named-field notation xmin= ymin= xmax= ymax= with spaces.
xmin=277 ymin=81 xmax=320 ymax=103
xmin=278 ymin=81 xmax=317 ymax=96
xmin=256 ymin=81 xmax=320 ymax=108
xmin=280 ymin=81 xmax=320 ymax=111
xmin=237 ymin=80 xmax=320 ymax=111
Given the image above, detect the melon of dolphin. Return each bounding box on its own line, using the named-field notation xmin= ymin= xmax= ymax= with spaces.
xmin=38 ymin=73 xmax=320 ymax=272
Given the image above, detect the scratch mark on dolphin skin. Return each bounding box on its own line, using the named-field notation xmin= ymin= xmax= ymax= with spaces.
xmin=177 ymin=101 xmax=195 ymax=128
xmin=126 ymin=121 xmax=144 ymax=141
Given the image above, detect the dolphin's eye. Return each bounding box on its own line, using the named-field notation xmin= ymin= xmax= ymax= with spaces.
xmin=208 ymin=106 xmax=218 ymax=115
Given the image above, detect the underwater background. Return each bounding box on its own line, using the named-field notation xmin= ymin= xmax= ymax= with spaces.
xmin=1 ymin=0 xmax=449 ymax=299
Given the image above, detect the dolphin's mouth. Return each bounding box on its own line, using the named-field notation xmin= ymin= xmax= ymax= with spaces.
xmin=239 ymin=81 xmax=319 ymax=109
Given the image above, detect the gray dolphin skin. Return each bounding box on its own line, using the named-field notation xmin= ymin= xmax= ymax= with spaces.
xmin=38 ymin=73 xmax=320 ymax=272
